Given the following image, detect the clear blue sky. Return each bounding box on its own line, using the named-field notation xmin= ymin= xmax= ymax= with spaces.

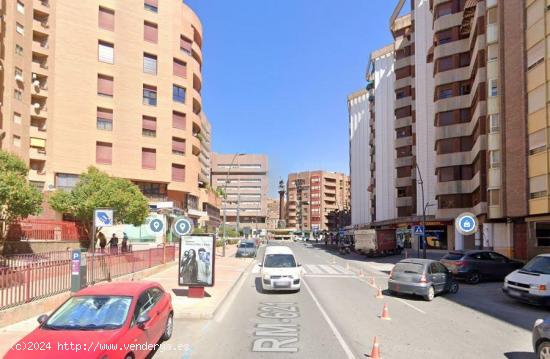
xmin=186 ymin=0 xmax=395 ymax=197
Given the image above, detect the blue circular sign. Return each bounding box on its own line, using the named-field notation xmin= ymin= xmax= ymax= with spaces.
xmin=149 ymin=218 xmax=165 ymax=234
xmin=173 ymin=217 xmax=193 ymax=236
xmin=455 ymin=213 xmax=477 ymax=235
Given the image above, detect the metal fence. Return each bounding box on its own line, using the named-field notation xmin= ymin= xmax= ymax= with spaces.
xmin=0 ymin=245 xmax=176 ymax=311
xmin=7 ymin=220 xmax=87 ymax=241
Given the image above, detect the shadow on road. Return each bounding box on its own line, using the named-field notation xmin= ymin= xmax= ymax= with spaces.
xmin=504 ymin=352 xmax=536 ymax=359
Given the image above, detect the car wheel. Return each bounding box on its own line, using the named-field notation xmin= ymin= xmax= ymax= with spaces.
xmin=161 ymin=313 xmax=173 ymax=341
xmin=124 ymin=354 xmax=134 ymax=359
xmin=449 ymin=281 xmax=459 ymax=294
xmin=467 ymin=272 xmax=481 ymax=285
xmin=424 ymin=286 xmax=435 ymax=301
xmin=538 ymin=341 xmax=550 ymax=359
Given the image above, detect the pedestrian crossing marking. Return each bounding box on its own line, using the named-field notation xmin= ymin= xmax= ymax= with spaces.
xmin=251 ymin=262 xmax=357 ymax=277
xmin=305 ymin=264 xmax=323 ymax=274
xmin=332 ymin=265 xmax=354 ymax=275
xmin=318 ymin=265 xmax=340 ymax=275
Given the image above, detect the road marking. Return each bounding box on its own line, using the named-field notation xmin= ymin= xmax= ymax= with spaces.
xmin=318 ymin=265 xmax=339 ymax=275
xmin=215 ymin=269 xmax=250 ymax=323
xmin=332 ymin=265 xmax=353 ymax=275
xmin=305 ymin=264 xmax=323 ymax=274
xmin=304 ymin=274 xmax=355 ymax=278
xmin=303 ymin=279 xmax=356 ymax=359
xmin=393 ymin=297 xmax=427 ymax=314
xmin=251 ymin=262 xmax=260 ymax=274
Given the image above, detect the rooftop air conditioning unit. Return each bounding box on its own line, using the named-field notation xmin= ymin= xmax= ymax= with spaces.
xmin=15 ymin=74 xmax=23 ymax=82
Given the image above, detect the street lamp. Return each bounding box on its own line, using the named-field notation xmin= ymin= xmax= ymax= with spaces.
xmin=222 ymin=153 xmax=245 ymax=257
xmin=415 ymin=162 xmax=436 ymax=259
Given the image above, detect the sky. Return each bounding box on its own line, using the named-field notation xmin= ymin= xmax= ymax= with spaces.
xmin=186 ymin=0 xmax=396 ymax=197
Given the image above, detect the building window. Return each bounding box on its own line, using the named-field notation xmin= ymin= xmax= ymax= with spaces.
xmin=142 ymin=148 xmax=156 ymax=169
xmin=17 ymin=1 xmax=24 ymax=14
xmin=142 ymin=116 xmax=157 ymax=137
xmin=488 ymin=44 xmax=499 ymax=63
xmin=172 ymin=137 xmax=186 ymax=155
xmin=173 ymin=58 xmax=187 ymax=78
xmin=436 ymin=29 xmax=452 ymax=45
xmin=435 ymin=2 xmax=452 ymax=18
xmin=143 ymin=85 xmax=157 ymax=106
xmin=529 ymin=129 xmax=546 ymax=155
xmin=489 ymin=189 xmax=500 ymax=206
xmin=489 ymin=114 xmax=500 ymax=133
xmin=489 ymin=79 xmax=498 ymax=97
xmin=172 ymin=111 xmax=186 ymax=130
xmin=489 ymin=150 xmax=501 ymax=168
xmin=13 ymin=135 xmax=21 ymax=147
xmin=530 ymin=175 xmax=548 ymax=199
xmin=15 ymin=44 xmax=23 ymax=55
xmin=143 ymin=53 xmax=157 ymax=74
xmin=144 ymin=0 xmax=158 ymax=12
xmin=172 ymin=164 xmax=185 ymax=182
xmin=98 ymin=7 xmax=115 ymax=31
xmin=96 ymin=142 xmax=112 ymax=164
xmin=16 ymin=23 xmax=24 ymax=35
xmin=97 ymin=108 xmax=113 ymax=131
xmin=437 ymin=88 xmax=453 ymax=99
xmin=144 ymin=21 xmax=158 ymax=43
xmin=180 ymin=35 xmax=192 ymax=55
xmin=97 ymin=74 xmax=114 ymax=97
xmin=98 ymin=41 xmax=114 ymax=64
xmin=527 ymin=41 xmax=544 ymax=71
xmin=459 ymin=82 xmax=471 ymax=96
xmin=535 ymin=222 xmax=550 ymax=246
xmin=14 ymin=89 xmax=22 ymax=101
xmin=173 ymin=85 xmax=186 ymax=103
xmin=55 ymin=173 xmax=80 ymax=190
xmin=13 ymin=112 xmax=22 ymax=124
xmin=438 ymin=56 xmax=454 ymax=72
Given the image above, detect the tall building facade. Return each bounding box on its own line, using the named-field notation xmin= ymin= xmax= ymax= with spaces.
xmin=266 ymin=198 xmax=280 ymax=230
xmin=211 ymin=153 xmax=268 ymax=230
xmin=287 ymin=171 xmax=350 ymax=232
xmin=0 ymin=0 xmax=212 ymax=220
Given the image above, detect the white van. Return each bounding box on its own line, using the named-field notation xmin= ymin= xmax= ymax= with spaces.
xmin=503 ymin=254 xmax=550 ymax=306
xmin=259 ymin=246 xmax=301 ymax=292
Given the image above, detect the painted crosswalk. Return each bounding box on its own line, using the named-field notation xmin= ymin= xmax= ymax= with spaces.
xmin=251 ymin=262 xmax=355 ymax=277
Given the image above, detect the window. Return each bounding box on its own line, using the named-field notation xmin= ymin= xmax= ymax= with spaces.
xmin=97 ymin=108 xmax=113 ymax=131
xmin=142 ymin=116 xmax=157 ymax=137
xmin=438 ymin=56 xmax=453 ymax=72
xmin=142 ymin=148 xmax=156 ymax=169
xmin=180 ymin=35 xmax=192 ymax=55
xmin=172 ymin=137 xmax=185 ymax=155
xmin=13 ymin=112 xmax=22 ymax=124
xmin=535 ymin=222 xmax=550 ymax=247
xmin=97 ymin=74 xmax=114 ymax=97
xmin=489 ymin=150 xmax=501 ymax=168
xmin=143 ymin=85 xmax=157 ymax=106
xmin=96 ymin=142 xmax=112 ymax=164
xmin=173 ymin=85 xmax=186 ymax=103
xmin=435 ymin=2 xmax=452 ymax=18
xmin=143 ymin=53 xmax=157 ymax=75
xmin=55 ymin=173 xmax=80 ymax=190
xmin=14 ymin=89 xmax=22 ymax=101
xmin=172 ymin=111 xmax=186 ymax=130
xmin=144 ymin=22 xmax=158 ymax=43
xmin=488 ymin=44 xmax=498 ymax=63
xmin=17 ymin=1 xmax=24 ymax=14
xmin=438 ymin=88 xmax=453 ymax=99
xmin=98 ymin=7 xmax=115 ymax=31
xmin=15 ymin=44 xmax=23 ymax=55
xmin=527 ymin=41 xmax=545 ymax=71
xmin=16 ymin=23 xmax=24 ymax=35
xmin=172 ymin=163 xmax=185 ymax=182
xmin=489 ymin=79 xmax=498 ymax=97
xmin=489 ymin=189 xmax=500 ymax=206
xmin=173 ymin=58 xmax=187 ymax=78
xmin=98 ymin=41 xmax=114 ymax=64
xmin=529 ymin=129 xmax=547 ymax=155
xmin=528 ymin=85 xmax=545 ymax=114
xmin=144 ymin=0 xmax=158 ymax=12
xmin=487 ymin=7 xmax=497 ymax=24
xmin=530 ymin=175 xmax=548 ymax=198
xmin=459 ymin=82 xmax=471 ymax=96
xmin=13 ymin=135 xmax=21 ymax=147
xmin=489 ymin=114 xmax=500 ymax=133
xmin=436 ymin=29 xmax=452 ymax=45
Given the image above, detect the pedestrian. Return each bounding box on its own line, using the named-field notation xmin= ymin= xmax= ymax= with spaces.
xmin=109 ymin=233 xmax=119 ymax=254
xmin=121 ymin=233 xmax=129 ymax=253
xmin=98 ymin=232 xmax=107 ymax=253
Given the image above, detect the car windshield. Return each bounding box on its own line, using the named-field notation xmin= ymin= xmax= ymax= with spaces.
xmin=239 ymin=242 xmax=255 ymax=248
xmin=264 ymin=254 xmax=296 ymax=268
xmin=45 ymin=296 xmax=132 ymax=330
xmin=522 ymin=256 xmax=550 ymax=275
xmin=393 ymin=262 xmax=425 ymax=274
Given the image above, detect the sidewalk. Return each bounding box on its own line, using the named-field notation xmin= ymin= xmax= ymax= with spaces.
xmin=0 ymin=244 xmax=254 ymax=356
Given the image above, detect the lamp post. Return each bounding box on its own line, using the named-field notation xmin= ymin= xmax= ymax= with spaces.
xmin=415 ymin=162 xmax=436 ymax=259
xmin=222 ymin=153 xmax=244 ymax=257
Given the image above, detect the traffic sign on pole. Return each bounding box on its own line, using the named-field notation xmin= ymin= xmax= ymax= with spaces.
xmin=414 ymin=225 xmax=425 ymax=236
xmin=94 ymin=209 xmax=113 ymax=227
xmin=455 ymin=212 xmax=478 ymax=236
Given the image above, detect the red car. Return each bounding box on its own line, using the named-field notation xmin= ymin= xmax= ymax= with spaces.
xmin=4 ymin=281 xmax=173 ymax=359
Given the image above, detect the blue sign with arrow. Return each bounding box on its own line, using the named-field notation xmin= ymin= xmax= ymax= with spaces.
xmin=94 ymin=209 xmax=113 ymax=227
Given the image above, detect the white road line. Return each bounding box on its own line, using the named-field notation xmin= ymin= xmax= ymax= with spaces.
xmin=304 ymin=274 xmax=355 ymax=278
xmin=305 ymin=264 xmax=323 ymax=274
xmin=251 ymin=262 xmax=260 ymax=274
xmin=393 ymin=297 xmax=427 ymax=314
xmin=303 ymin=279 xmax=356 ymax=359
xmin=319 ymin=265 xmax=339 ymax=275
xmin=332 ymin=265 xmax=353 ymax=275
xmin=215 ymin=269 xmax=250 ymax=323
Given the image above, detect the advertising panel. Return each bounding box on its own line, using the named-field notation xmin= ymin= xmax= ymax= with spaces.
xmin=179 ymin=236 xmax=215 ymax=287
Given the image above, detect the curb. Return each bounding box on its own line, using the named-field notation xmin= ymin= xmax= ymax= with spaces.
xmin=211 ymin=258 xmax=256 ymax=318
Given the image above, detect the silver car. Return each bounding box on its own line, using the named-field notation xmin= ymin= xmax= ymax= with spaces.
xmin=533 ymin=317 xmax=550 ymax=359
xmin=236 ymin=240 xmax=257 ymax=258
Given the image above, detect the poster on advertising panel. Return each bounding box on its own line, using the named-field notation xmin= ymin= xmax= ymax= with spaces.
xmin=179 ymin=236 xmax=215 ymax=287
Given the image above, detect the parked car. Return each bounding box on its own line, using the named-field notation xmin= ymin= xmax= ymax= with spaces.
xmin=236 ymin=240 xmax=257 ymax=258
xmin=503 ymin=254 xmax=550 ymax=306
xmin=440 ymin=250 xmax=523 ymax=284
xmin=388 ymin=259 xmax=458 ymax=301
xmin=533 ymin=317 xmax=550 ymax=358
xmin=4 ymin=281 xmax=173 ymax=359
xmin=354 ymin=229 xmax=402 ymax=257
xmin=259 ymin=246 xmax=301 ymax=292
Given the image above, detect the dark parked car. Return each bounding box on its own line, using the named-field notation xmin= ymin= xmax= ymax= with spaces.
xmin=388 ymin=259 xmax=458 ymax=301
xmin=236 ymin=240 xmax=257 ymax=258
xmin=441 ymin=250 xmax=523 ymax=284
xmin=533 ymin=317 xmax=550 ymax=359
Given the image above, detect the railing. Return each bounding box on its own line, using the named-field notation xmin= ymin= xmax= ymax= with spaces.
xmin=7 ymin=220 xmax=86 ymax=241
xmin=0 ymin=245 xmax=176 ymax=310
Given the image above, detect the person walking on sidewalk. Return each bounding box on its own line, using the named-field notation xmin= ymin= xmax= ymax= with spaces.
xmin=98 ymin=232 xmax=107 ymax=253
xmin=121 ymin=233 xmax=129 ymax=253
xmin=109 ymin=233 xmax=119 ymax=254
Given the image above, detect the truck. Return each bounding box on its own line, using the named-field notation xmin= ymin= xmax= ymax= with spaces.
xmin=354 ymin=229 xmax=402 ymax=257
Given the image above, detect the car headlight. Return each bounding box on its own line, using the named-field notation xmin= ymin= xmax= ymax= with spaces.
xmin=530 ymin=284 xmax=547 ymax=291
xmin=263 ymin=274 xmax=270 ymax=280
xmin=535 ymin=318 xmax=544 ymax=328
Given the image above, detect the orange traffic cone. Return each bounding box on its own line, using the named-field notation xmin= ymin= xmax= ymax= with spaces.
xmin=375 ymin=286 xmax=384 ymax=299
xmin=370 ymin=336 xmax=381 ymax=359
xmin=379 ymin=303 xmax=391 ymax=320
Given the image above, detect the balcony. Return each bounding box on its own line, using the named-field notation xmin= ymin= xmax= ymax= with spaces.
xmin=33 ymin=18 xmax=50 ymax=35
xmin=32 ymin=39 xmax=49 ymax=56
xmin=28 ymin=169 xmax=46 ymax=181
xmin=395 ymin=176 xmax=412 ymax=187
xmin=32 ymin=59 xmax=49 ymax=76
xmin=395 ymin=136 xmax=413 ymax=148
xmin=29 ymin=147 xmax=47 ymax=160
xmin=29 ymin=125 xmax=47 ymax=139
xmin=396 ymin=196 xmax=413 ymax=207
xmin=31 ymin=79 xmax=48 ymax=97
xmin=30 ymin=103 xmax=48 ymax=119
xmin=34 ymin=0 xmax=50 ymax=14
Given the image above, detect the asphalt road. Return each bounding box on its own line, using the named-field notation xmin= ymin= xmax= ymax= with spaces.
xmin=159 ymin=241 xmax=547 ymax=359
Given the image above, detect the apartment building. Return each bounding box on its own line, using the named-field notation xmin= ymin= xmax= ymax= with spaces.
xmin=266 ymin=198 xmax=280 ymax=230
xmin=287 ymin=171 xmax=350 ymax=232
xmin=0 ymin=0 xmax=215 ymax=224
xmin=211 ymin=153 xmax=268 ymax=230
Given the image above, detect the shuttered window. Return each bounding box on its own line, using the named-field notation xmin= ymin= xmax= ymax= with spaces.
xmin=143 ymin=53 xmax=157 ymax=75
xmin=529 ymin=129 xmax=547 ymax=154
xmin=98 ymin=7 xmax=114 ymax=31
xmin=528 ymin=85 xmax=546 ymax=114
xmin=530 ymin=175 xmax=548 ymax=194
xmin=142 ymin=148 xmax=156 ymax=169
xmin=96 ymin=142 xmax=112 ymax=164
xmin=97 ymin=74 xmax=113 ymax=96
xmin=180 ymin=36 xmax=192 ymax=55
xmin=173 ymin=111 xmax=186 ymax=130
xmin=172 ymin=164 xmax=185 ymax=182
xmin=172 ymin=137 xmax=186 ymax=155
xmin=142 ymin=116 xmax=157 ymax=137
xmin=98 ymin=41 xmax=114 ymax=64
xmin=97 ymin=108 xmax=113 ymax=131
xmin=144 ymin=0 xmax=158 ymax=12
xmin=144 ymin=22 xmax=158 ymax=43
xmin=527 ymin=41 xmax=545 ymax=70
xmin=173 ymin=58 xmax=187 ymax=78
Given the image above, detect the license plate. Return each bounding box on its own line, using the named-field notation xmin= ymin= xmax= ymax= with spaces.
xmin=274 ymin=281 xmax=291 ymax=288
xmin=508 ymin=289 xmax=522 ymax=298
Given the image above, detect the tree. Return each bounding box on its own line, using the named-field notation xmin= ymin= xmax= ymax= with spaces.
xmin=0 ymin=151 xmax=43 ymax=250
xmin=192 ymin=227 xmax=206 ymax=235
xmin=48 ymin=167 xmax=150 ymax=247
